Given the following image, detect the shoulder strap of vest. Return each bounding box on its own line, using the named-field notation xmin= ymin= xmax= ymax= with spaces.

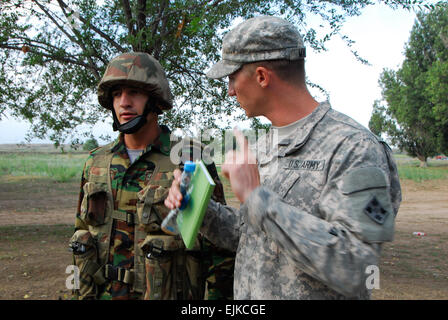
xmin=88 ymin=143 xmax=115 ymax=184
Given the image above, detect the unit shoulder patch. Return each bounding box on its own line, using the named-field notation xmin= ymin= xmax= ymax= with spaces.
xmin=364 ymin=196 xmax=389 ymax=225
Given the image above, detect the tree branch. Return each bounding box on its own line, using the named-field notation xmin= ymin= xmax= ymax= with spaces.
xmin=56 ymin=0 xmax=126 ymax=53
xmin=9 ymin=36 xmax=61 ymax=53
xmin=153 ymin=0 xmax=172 ymax=60
xmin=121 ymin=0 xmax=136 ymax=42
xmin=0 ymin=43 xmax=99 ymax=73
xmin=148 ymin=0 xmax=168 ymax=55
xmin=147 ymin=0 xmax=225 ymax=55
xmin=151 ymin=0 xmax=225 ymax=26
xmin=137 ymin=0 xmax=147 ymax=51
xmin=32 ymin=0 xmax=79 ymax=45
xmin=55 ymin=0 xmax=101 ymax=78
xmin=4 ymin=1 xmax=103 ymax=81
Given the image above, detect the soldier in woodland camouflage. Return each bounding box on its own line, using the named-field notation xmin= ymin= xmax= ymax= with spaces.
xmin=71 ymin=52 xmax=234 ymax=300
xmin=165 ymin=16 xmax=401 ymax=299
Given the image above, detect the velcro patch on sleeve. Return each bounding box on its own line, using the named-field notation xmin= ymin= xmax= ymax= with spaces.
xmin=339 ymin=167 xmax=388 ymax=195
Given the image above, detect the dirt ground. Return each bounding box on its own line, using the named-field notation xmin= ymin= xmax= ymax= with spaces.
xmin=371 ymin=179 xmax=448 ymax=299
xmin=0 ymin=177 xmax=447 ymax=300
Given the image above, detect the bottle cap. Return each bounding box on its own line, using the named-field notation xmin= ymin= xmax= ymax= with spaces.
xmin=183 ymin=161 xmax=196 ymax=173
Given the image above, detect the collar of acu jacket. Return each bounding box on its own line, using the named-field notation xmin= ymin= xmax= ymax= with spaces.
xmin=257 ymin=101 xmax=331 ymax=165
xmin=109 ymin=125 xmax=172 ymax=157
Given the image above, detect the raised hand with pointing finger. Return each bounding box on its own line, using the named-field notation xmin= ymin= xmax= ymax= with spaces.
xmin=221 ymin=129 xmax=260 ymax=203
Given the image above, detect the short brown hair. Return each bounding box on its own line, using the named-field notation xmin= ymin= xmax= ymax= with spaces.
xmin=244 ymin=59 xmax=305 ymax=86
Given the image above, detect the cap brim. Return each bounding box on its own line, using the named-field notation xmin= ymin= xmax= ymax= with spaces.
xmin=206 ymin=60 xmax=242 ymax=79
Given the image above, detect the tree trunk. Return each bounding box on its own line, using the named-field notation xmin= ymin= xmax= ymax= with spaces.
xmin=416 ymin=154 xmax=428 ymax=167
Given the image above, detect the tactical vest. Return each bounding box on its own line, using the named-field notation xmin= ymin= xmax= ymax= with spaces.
xmin=71 ymin=142 xmax=207 ymax=299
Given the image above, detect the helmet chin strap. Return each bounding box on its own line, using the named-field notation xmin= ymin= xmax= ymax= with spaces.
xmin=112 ymin=100 xmax=161 ymax=134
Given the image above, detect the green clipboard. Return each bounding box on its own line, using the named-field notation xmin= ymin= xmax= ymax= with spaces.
xmin=176 ymin=160 xmax=215 ymax=249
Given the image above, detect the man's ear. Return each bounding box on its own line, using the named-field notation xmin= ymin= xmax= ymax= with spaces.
xmin=255 ymin=66 xmax=270 ymax=88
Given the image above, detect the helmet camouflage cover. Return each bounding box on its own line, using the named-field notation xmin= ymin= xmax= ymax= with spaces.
xmin=98 ymin=52 xmax=173 ymax=111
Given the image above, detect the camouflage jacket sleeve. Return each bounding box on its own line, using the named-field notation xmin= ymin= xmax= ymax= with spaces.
xmin=243 ymin=133 xmax=399 ymax=298
xmin=201 ymin=200 xmax=241 ymax=252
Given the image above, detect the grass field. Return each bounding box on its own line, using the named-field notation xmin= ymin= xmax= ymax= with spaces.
xmin=1 ymin=148 xmax=447 ymax=183
xmin=0 ymin=153 xmax=87 ymax=183
xmin=0 ymin=145 xmax=447 ymax=299
xmin=394 ymin=154 xmax=448 ymax=181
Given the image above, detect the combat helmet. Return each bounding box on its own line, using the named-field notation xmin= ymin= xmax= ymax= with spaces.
xmin=97 ymin=52 xmax=173 ymax=134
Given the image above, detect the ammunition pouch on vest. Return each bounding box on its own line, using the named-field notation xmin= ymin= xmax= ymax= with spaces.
xmin=140 ymin=234 xmax=204 ymax=299
xmin=72 ymin=142 xmax=207 ymax=299
xmin=70 ymin=229 xmax=104 ymax=299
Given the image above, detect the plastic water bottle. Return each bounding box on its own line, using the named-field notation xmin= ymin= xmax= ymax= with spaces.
xmin=161 ymin=161 xmax=196 ymax=235
xmin=413 ymin=232 xmax=426 ymax=236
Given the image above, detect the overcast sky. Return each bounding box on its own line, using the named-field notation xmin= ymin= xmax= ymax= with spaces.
xmin=0 ymin=4 xmax=417 ymax=144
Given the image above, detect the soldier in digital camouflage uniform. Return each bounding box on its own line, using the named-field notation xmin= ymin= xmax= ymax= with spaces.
xmin=165 ymin=16 xmax=401 ymax=299
xmin=70 ymin=52 xmax=234 ymax=300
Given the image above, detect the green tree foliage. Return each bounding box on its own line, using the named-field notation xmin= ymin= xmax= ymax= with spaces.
xmin=370 ymin=3 xmax=448 ymax=166
xmin=82 ymin=136 xmax=99 ymax=151
xmin=0 ymin=0 xmax=439 ymax=145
